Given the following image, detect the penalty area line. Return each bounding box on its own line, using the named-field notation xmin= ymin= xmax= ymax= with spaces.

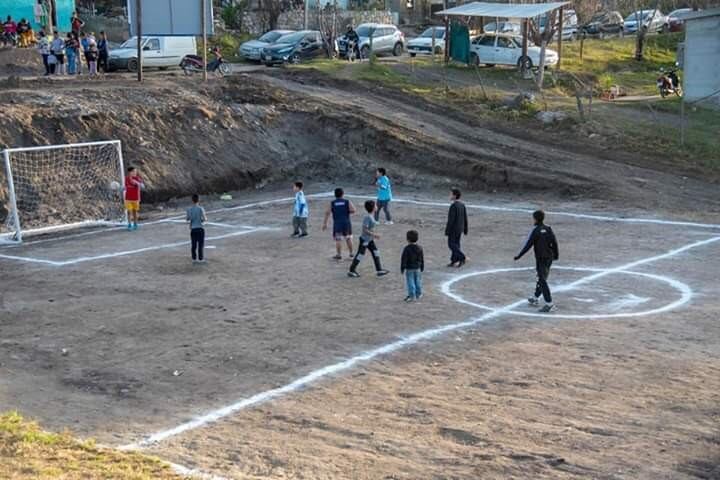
xmin=121 ymin=235 xmax=720 ymax=450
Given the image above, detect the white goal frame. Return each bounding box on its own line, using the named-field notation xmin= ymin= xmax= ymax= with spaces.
xmin=1 ymin=140 xmax=127 ymax=244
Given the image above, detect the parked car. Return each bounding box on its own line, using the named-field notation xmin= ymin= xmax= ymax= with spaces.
xmin=624 ymin=10 xmax=669 ymax=34
xmin=470 ymin=34 xmax=558 ymax=69
xmin=538 ymin=9 xmax=579 ymax=41
xmin=581 ymin=11 xmax=625 ymax=38
xmin=337 ymin=23 xmax=405 ymax=58
xmin=239 ymin=29 xmax=294 ymax=61
xmin=260 ymin=30 xmax=325 ymax=66
xmin=407 ymin=26 xmax=446 ymax=57
xmin=483 ymin=21 xmax=521 ymax=35
xmin=108 ymin=36 xmax=196 ymax=72
xmin=667 ymin=8 xmax=695 ymax=32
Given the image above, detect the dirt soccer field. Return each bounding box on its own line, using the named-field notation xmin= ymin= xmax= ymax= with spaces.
xmin=1 ymin=187 xmax=719 ymax=479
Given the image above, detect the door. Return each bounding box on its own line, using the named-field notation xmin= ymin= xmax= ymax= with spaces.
xmin=142 ymin=37 xmax=162 ymax=66
xmin=473 ymin=35 xmax=496 ymax=64
xmin=495 ymin=36 xmax=517 ymax=65
xmin=299 ymin=33 xmax=322 ymax=59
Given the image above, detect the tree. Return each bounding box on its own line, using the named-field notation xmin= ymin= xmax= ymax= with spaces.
xmin=528 ymin=9 xmax=559 ymax=88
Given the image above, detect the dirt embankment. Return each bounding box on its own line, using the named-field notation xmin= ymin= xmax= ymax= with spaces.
xmin=0 ymin=72 xmax=718 ymax=216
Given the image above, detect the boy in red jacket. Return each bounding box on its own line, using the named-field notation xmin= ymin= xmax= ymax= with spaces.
xmin=124 ymin=166 xmax=144 ymax=230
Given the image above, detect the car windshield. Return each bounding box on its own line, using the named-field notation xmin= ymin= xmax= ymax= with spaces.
xmin=275 ymin=32 xmax=304 ymax=44
xmin=258 ymin=31 xmax=284 ymax=43
xmin=589 ymin=13 xmax=605 ymax=22
xmin=669 ymin=9 xmax=690 ymax=17
xmin=120 ymin=37 xmax=140 ymax=49
xmin=420 ymin=27 xmax=444 ymax=38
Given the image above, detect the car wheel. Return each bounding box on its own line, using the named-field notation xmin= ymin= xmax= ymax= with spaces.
xmin=517 ymin=56 xmax=532 ymax=71
xmin=158 ymin=66 xmax=169 ymax=71
xmin=570 ymin=32 xmax=577 ymax=41
xmin=410 ymin=52 xmax=416 ymax=58
xmin=434 ymin=46 xmax=442 ymax=55
xmin=127 ymin=58 xmax=138 ymax=72
xmin=392 ymin=42 xmax=403 ymax=57
xmin=290 ymin=53 xmax=301 ymax=64
xmin=360 ymin=45 xmax=370 ymax=59
xmin=599 ymin=31 xmax=605 ymax=40
xmin=469 ymin=53 xmax=479 ymax=66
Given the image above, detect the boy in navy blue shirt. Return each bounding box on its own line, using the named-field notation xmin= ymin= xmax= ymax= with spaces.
xmin=514 ymin=210 xmax=559 ymax=312
xmin=322 ymin=187 xmax=356 ymax=260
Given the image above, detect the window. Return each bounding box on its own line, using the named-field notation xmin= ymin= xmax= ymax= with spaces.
xmin=146 ymin=38 xmax=160 ymax=50
xmin=497 ymin=37 xmax=514 ymax=48
xmin=476 ymin=35 xmax=495 ymax=46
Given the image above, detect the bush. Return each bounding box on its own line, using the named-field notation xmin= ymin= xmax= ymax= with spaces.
xmin=598 ymin=73 xmax=614 ymax=91
xmin=221 ymin=3 xmax=245 ymax=31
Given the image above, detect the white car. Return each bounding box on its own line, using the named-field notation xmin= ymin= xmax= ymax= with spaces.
xmin=239 ymin=30 xmax=294 ymax=61
xmin=470 ymin=34 xmax=558 ymax=69
xmin=407 ymin=26 xmax=446 ymax=57
xmin=108 ymin=36 xmax=196 ymax=72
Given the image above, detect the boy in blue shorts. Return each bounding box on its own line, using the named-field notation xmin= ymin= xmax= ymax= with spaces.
xmin=348 ymin=200 xmax=389 ymax=278
xmin=322 ymin=187 xmax=356 ymax=260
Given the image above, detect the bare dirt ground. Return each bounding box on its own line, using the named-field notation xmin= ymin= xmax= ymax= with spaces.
xmin=1 ymin=188 xmax=720 ymax=479
xmin=1 ymin=70 xmax=720 ymax=479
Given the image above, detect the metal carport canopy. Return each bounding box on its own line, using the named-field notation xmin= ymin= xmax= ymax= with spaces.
xmin=435 ymin=1 xmax=571 ymax=18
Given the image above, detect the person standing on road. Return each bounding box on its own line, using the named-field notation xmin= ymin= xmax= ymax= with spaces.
xmin=65 ymin=32 xmax=78 ymax=74
xmin=514 ymin=210 xmax=559 ymax=313
xmin=50 ymin=31 xmax=65 ymax=75
xmin=374 ymin=167 xmax=393 ymax=224
xmin=97 ymin=31 xmax=109 ymax=73
xmin=3 ymin=15 xmax=17 ymax=47
xmin=80 ymin=32 xmax=90 ymax=74
xmin=291 ymin=181 xmax=309 ymax=238
xmin=445 ymin=187 xmax=468 ymax=268
xmin=37 ymin=30 xmax=51 ymax=76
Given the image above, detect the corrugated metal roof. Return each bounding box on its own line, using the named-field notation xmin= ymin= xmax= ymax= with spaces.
xmin=680 ymin=7 xmax=720 ymax=21
xmin=435 ymin=1 xmax=571 ymax=18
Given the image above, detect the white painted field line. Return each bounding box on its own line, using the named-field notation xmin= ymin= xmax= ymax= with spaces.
xmin=344 ymin=193 xmax=720 ymax=230
xmin=0 ymin=252 xmax=65 ymax=266
xmin=52 ymin=227 xmax=275 ymax=266
xmin=122 ymin=235 xmax=720 ymax=450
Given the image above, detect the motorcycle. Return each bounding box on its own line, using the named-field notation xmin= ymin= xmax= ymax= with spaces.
xmin=657 ymin=67 xmax=682 ymax=98
xmin=180 ymin=54 xmax=231 ymax=77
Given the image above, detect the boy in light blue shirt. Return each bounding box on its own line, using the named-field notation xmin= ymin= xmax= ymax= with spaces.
xmin=292 ymin=181 xmax=309 ymax=238
xmin=374 ymin=167 xmax=393 ymax=224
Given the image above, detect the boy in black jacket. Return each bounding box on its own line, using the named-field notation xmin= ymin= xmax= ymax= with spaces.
xmin=401 ymin=230 xmax=424 ymax=302
xmin=445 ymin=188 xmax=469 ymax=268
xmin=514 ymin=210 xmax=559 ymax=313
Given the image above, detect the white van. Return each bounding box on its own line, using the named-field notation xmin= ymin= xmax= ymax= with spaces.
xmin=108 ymin=36 xmax=197 ymax=72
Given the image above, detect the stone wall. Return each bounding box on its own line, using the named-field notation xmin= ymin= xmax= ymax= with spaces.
xmin=241 ymin=9 xmax=396 ymax=35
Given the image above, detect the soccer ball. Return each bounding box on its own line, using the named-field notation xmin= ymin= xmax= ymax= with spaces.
xmin=110 ymin=181 xmax=120 ymax=191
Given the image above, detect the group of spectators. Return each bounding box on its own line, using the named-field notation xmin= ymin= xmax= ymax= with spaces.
xmin=37 ymin=30 xmax=109 ymax=76
xmin=2 ymin=11 xmax=110 ymax=77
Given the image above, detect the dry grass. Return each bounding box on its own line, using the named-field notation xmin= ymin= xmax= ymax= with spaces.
xmin=0 ymin=412 xmax=184 ymax=480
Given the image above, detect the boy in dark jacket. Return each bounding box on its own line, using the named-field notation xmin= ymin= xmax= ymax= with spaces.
xmin=514 ymin=210 xmax=559 ymax=313
xmin=445 ymin=188 xmax=468 ymax=268
xmin=401 ymin=230 xmax=424 ymax=302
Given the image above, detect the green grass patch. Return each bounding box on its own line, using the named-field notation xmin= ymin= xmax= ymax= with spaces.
xmin=291 ymin=57 xmax=349 ymax=75
xmin=562 ymin=34 xmax=681 ymax=95
xmin=207 ymin=32 xmax=253 ymax=62
xmin=0 ymin=412 xmax=183 ymax=480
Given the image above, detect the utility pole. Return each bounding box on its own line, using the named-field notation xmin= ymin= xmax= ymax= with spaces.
xmin=136 ymin=0 xmax=143 ymax=82
xmin=304 ymin=0 xmax=309 ymax=30
xmin=202 ymin=0 xmax=208 ymax=82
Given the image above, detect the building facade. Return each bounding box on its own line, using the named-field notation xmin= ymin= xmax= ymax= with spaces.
xmin=681 ymin=8 xmax=720 ymax=108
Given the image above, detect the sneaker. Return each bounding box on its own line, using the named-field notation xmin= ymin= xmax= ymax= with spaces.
xmin=348 ymin=254 xmax=355 ymax=260
xmin=416 ymin=294 xmax=423 ymax=301
xmin=291 ymin=233 xmax=300 ymax=238
xmin=132 ymin=223 xmax=139 ymax=230
xmin=376 ymin=270 xmax=390 ymax=277
xmin=527 ymin=297 xmax=539 ymax=306
xmin=348 ymin=271 xmax=360 ymax=278
xmin=447 ymin=262 xmax=457 ymax=268
xmin=332 ymin=255 xmax=342 ymax=260
xmin=538 ymin=304 xmax=555 ymax=313
xmin=299 ymin=233 xmax=309 ymax=238
xmin=404 ymin=296 xmax=414 ymax=302
xmin=457 ymin=259 xmax=466 ymax=268
xmin=127 ymin=224 xmax=133 ymax=231
xmin=197 ymin=259 xmax=207 ymax=263
xmin=386 ymin=221 xmax=394 ymax=225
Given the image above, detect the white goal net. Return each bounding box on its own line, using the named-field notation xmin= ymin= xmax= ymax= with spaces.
xmin=1 ymin=140 xmax=127 ymax=243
